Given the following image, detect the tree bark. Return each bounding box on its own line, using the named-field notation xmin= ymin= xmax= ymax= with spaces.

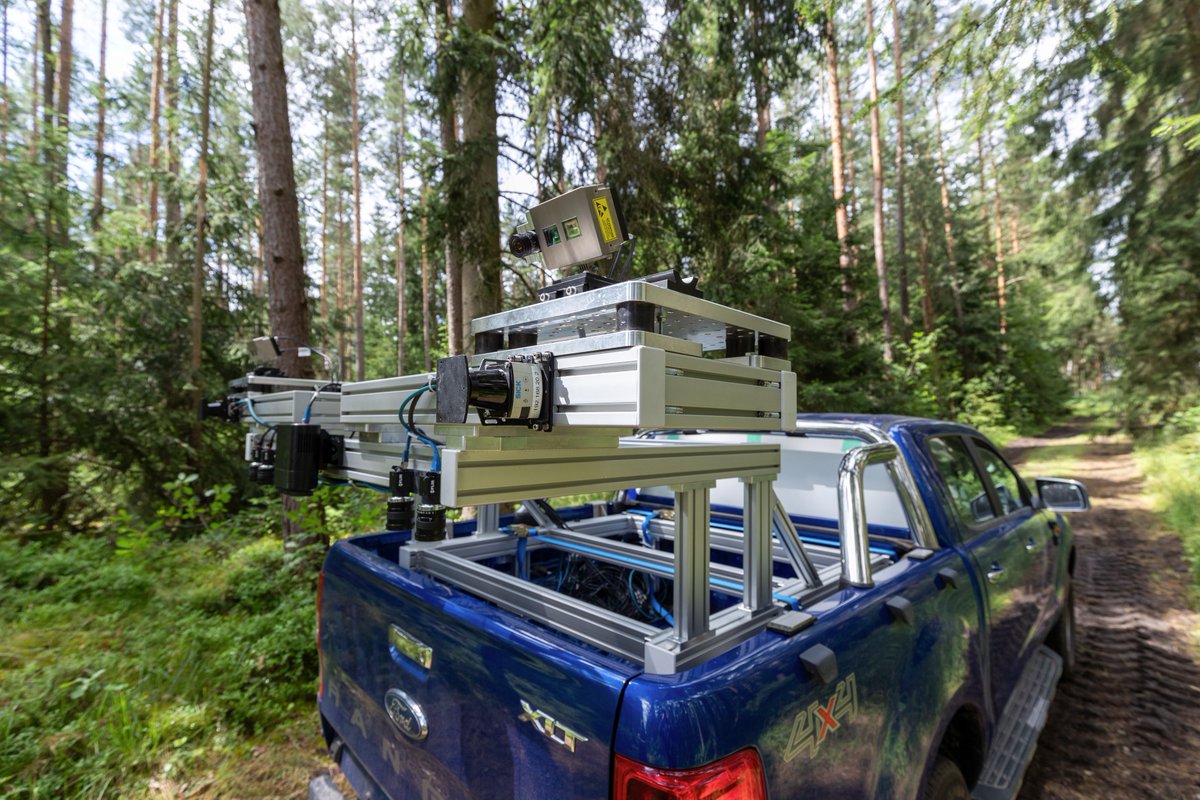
xmin=148 ymin=0 xmax=163 ymax=261
xmin=987 ymin=135 xmax=1007 ymax=336
xmin=350 ymin=2 xmax=365 ymax=380
xmin=437 ymin=0 xmax=463 ymax=355
xmin=164 ymin=0 xmax=181 ymax=263
xmin=395 ymin=86 xmax=407 ymax=375
xmin=320 ymin=112 xmax=328 ymax=318
xmin=337 ymin=193 xmax=346 ymax=379
xmin=90 ymin=0 xmax=106 ymax=230
xmin=28 ymin=8 xmax=38 ymax=159
xmin=822 ymin=4 xmax=854 ymax=314
xmin=751 ymin=0 xmax=770 ymax=148
xmin=915 ymin=181 xmax=935 ymax=333
xmin=460 ymin=0 xmax=501 ymax=342
xmin=889 ymin=0 xmax=909 ymax=331
xmin=932 ymin=86 xmax=965 ymax=331
xmin=189 ymin=0 xmax=216 ymax=454
xmin=864 ymin=0 xmax=892 ymax=362
xmin=244 ymin=0 xmax=312 ymax=380
xmin=421 ymin=181 xmax=432 ymax=371
xmin=2 ymin=0 xmax=9 ymax=161
xmin=244 ymin=0 xmax=319 ymax=559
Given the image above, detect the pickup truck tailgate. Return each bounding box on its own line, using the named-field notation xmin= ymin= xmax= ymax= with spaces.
xmin=318 ymin=537 xmax=636 ymax=800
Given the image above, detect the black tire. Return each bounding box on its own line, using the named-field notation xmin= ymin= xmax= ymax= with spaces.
xmin=924 ymin=756 xmax=970 ymax=800
xmin=1047 ymin=586 xmax=1076 ymax=679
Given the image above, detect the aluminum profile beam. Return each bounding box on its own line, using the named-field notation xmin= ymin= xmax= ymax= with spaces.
xmin=673 ymin=482 xmax=713 ymax=643
xmin=470 ymin=281 xmax=790 ymax=349
xmin=441 ymin=442 xmax=780 ymax=507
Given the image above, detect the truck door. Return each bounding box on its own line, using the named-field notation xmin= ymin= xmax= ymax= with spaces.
xmin=966 ymin=438 xmax=1058 ymax=655
xmin=925 ymin=435 xmax=1043 ymax=712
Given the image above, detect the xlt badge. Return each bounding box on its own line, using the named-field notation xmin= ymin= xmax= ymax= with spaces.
xmin=518 ymin=699 xmax=588 ymax=753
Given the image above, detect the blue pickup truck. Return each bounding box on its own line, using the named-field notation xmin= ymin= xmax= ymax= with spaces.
xmin=314 ymin=414 xmax=1089 ymax=800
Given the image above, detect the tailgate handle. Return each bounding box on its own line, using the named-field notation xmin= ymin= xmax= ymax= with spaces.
xmin=389 ymin=624 xmax=433 ymax=669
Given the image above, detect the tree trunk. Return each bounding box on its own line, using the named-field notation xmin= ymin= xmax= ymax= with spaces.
xmin=932 ymin=86 xmax=965 ymax=331
xmin=889 ymin=0 xmax=909 ymax=331
xmin=53 ymin=0 xmax=73 ymax=216
xmin=350 ymin=2 xmax=365 ymax=380
xmin=395 ymin=85 xmax=407 ymax=375
xmin=421 ymin=181 xmax=432 ymax=371
xmin=244 ymin=0 xmax=312 ymax=378
xmin=337 ymin=194 xmax=346 ymax=379
xmin=915 ymin=181 xmax=935 ymax=333
xmin=987 ymin=136 xmax=1007 ymax=336
xmin=437 ymin=0 xmax=463 ymax=355
xmin=460 ymin=0 xmax=501 ymax=342
xmin=320 ymin=113 xmax=328 ymax=318
xmin=823 ymin=4 xmax=854 ymax=314
xmin=751 ymin=0 xmax=770 ymax=148
xmin=90 ymin=0 xmax=106 ymax=230
xmin=864 ymin=0 xmax=892 ymax=362
xmin=2 ymin=0 xmax=9 ymax=161
xmin=164 ymin=0 xmax=181 ymax=263
xmin=244 ymin=0 xmax=319 ymax=559
xmin=148 ymin=0 xmax=163 ymax=261
xmin=37 ymin=0 xmax=52 ymax=129
xmin=28 ymin=9 xmax=38 ymax=159
xmin=189 ymin=0 xmax=216 ymax=454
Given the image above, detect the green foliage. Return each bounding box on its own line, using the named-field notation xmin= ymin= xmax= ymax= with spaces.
xmin=0 ymin=507 xmax=319 ymax=798
xmin=1135 ymin=402 xmax=1200 ymax=602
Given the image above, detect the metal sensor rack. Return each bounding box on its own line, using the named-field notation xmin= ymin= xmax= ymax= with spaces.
xmin=214 ymin=188 xmax=832 ymax=674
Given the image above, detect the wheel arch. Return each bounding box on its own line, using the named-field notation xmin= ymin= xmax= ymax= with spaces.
xmin=922 ymin=701 xmax=987 ymax=794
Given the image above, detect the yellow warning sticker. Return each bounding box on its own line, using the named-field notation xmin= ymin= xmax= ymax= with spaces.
xmin=592 ymin=197 xmax=618 ymax=243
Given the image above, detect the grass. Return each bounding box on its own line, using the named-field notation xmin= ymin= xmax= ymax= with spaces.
xmin=1133 ymin=406 xmax=1200 ymax=605
xmin=0 ymin=504 xmax=332 ymax=799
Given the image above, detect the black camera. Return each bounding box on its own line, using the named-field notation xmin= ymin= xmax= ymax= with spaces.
xmin=508 ymin=231 xmax=541 ymax=259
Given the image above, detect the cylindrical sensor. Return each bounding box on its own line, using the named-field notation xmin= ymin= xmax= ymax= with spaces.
xmin=386 ymin=496 xmax=415 ymax=532
xmin=508 ymin=231 xmax=541 ymax=258
xmin=414 ymin=504 xmax=446 ymax=542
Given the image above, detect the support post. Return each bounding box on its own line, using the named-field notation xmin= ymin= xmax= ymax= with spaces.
xmin=672 ymin=481 xmax=714 ymax=642
xmin=741 ymin=476 xmax=773 ymax=611
xmin=476 ymin=503 xmax=500 ymax=533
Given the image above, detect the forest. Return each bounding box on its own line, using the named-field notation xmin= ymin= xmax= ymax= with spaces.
xmin=1 ymin=0 xmax=1198 ymax=795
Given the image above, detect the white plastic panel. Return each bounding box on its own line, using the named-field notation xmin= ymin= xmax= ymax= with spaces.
xmin=635 ymin=432 xmax=911 ymax=534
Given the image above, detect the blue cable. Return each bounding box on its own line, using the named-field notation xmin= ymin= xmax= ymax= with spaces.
xmin=535 ymin=534 xmax=800 ymax=610
xmin=650 ymin=594 xmax=675 ymax=626
xmin=241 ymin=398 xmax=274 ymax=429
xmin=399 ymin=385 xmax=442 ymax=471
xmin=516 ymin=536 xmax=528 ymax=580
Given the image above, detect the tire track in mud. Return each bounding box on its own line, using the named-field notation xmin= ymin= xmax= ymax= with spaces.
xmin=1009 ymin=425 xmax=1200 ymax=799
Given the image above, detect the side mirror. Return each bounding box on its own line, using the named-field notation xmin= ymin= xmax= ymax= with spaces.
xmin=1035 ymin=478 xmax=1090 ymax=512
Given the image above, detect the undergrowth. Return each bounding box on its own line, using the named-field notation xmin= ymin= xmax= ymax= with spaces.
xmin=1134 ymin=404 xmax=1200 ymax=604
xmin=0 ymin=479 xmax=385 ymax=799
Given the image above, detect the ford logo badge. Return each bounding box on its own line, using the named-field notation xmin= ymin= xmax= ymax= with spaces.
xmin=384 ymin=689 xmax=428 ymax=741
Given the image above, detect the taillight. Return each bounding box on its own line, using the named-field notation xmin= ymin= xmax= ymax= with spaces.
xmin=612 ymin=748 xmax=767 ymax=800
xmin=316 ymin=571 xmax=324 ymax=700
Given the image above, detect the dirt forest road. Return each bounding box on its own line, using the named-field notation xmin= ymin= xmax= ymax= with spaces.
xmin=1007 ymin=420 xmax=1200 ymax=799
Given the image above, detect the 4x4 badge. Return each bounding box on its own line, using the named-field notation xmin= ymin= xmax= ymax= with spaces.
xmin=784 ymin=673 xmax=858 ymax=760
xmin=385 ymin=688 xmax=428 ymax=741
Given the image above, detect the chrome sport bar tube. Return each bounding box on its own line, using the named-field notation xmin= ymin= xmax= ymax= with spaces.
xmin=838 ymin=441 xmax=900 ymax=588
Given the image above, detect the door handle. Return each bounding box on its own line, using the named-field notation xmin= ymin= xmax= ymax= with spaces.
xmin=1025 ymin=538 xmax=1042 ymax=553
xmin=987 ymin=564 xmax=1006 ymax=584
xmin=936 ymin=567 xmax=960 ymax=590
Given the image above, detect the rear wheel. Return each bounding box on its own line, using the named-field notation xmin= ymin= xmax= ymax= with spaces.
xmin=924 ymin=756 xmax=970 ymax=800
xmin=1048 ymin=586 xmax=1076 ymax=679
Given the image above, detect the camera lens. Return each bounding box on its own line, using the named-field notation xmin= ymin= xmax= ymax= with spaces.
xmin=508 ymin=231 xmax=541 ymax=258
